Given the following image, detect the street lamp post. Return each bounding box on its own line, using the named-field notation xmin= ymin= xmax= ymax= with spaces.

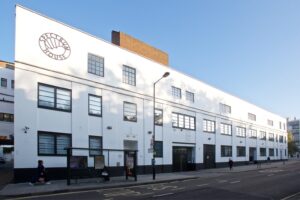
xmin=152 ymin=72 xmax=170 ymax=180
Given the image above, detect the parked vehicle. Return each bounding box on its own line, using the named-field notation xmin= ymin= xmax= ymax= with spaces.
xmin=0 ymin=157 xmax=5 ymax=164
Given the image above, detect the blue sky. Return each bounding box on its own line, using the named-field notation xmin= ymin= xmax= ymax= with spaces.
xmin=1 ymin=0 xmax=299 ymax=119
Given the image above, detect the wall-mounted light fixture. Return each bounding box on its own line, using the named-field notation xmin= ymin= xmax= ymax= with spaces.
xmin=23 ymin=126 xmax=30 ymax=133
xmin=208 ymin=137 xmax=211 ymax=140
xmin=240 ymin=141 xmax=243 ymax=144
xmin=148 ymin=131 xmax=152 ymax=134
xmin=107 ymin=126 xmax=112 ymax=130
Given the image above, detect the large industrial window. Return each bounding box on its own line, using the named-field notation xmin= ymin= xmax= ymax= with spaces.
xmin=154 ymin=141 xmax=163 ymax=158
xmin=221 ymin=145 xmax=232 ymax=157
xmin=203 ymin=119 xmax=215 ymax=133
xmin=38 ymin=83 xmax=71 ymax=112
xmin=0 ymin=113 xmax=14 ymax=122
xmin=155 ymin=109 xmax=163 ymax=126
xmin=248 ymin=129 xmax=257 ymax=138
xmin=88 ymin=53 xmax=104 ymax=77
xmin=260 ymin=148 xmax=266 ymax=156
xmin=123 ymin=102 xmax=137 ymax=122
xmin=172 ymin=86 xmax=181 ymax=99
xmin=269 ymin=148 xmax=274 ymax=157
xmin=236 ymin=146 xmax=246 ymax=157
xmin=269 ymin=133 xmax=274 ymax=142
xmin=172 ymin=113 xmax=195 ymax=130
xmin=220 ymin=103 xmax=231 ymax=114
xmin=89 ymin=136 xmax=102 ymax=156
xmin=186 ymin=91 xmax=194 ymax=102
xmin=1 ymin=78 xmax=7 ymax=88
xmin=248 ymin=113 xmax=256 ymax=121
xmin=260 ymin=131 xmax=266 ymax=140
xmin=236 ymin=127 xmax=246 ymax=137
xmin=220 ymin=123 xmax=232 ymax=135
xmin=88 ymin=94 xmax=102 ymax=117
xmin=123 ymin=65 xmax=136 ymax=86
xmin=38 ymin=131 xmax=71 ymax=156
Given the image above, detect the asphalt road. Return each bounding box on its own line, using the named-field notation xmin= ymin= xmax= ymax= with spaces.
xmin=6 ymin=161 xmax=300 ymax=200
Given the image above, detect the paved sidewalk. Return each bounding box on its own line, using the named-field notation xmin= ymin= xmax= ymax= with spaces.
xmin=0 ymin=160 xmax=296 ymax=198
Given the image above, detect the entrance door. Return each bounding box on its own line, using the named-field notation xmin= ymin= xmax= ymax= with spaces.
xmin=249 ymin=147 xmax=257 ymax=162
xmin=203 ymin=144 xmax=215 ymax=169
xmin=172 ymin=147 xmax=194 ymax=172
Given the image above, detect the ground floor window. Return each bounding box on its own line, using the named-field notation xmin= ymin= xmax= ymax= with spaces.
xmin=89 ymin=136 xmax=102 ymax=156
xmin=221 ymin=145 xmax=232 ymax=157
xmin=38 ymin=131 xmax=71 ymax=156
xmin=154 ymin=141 xmax=163 ymax=158
xmin=260 ymin=148 xmax=266 ymax=157
xmin=269 ymin=148 xmax=274 ymax=157
xmin=236 ymin=146 xmax=246 ymax=157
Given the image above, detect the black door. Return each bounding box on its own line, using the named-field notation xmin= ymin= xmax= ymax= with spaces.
xmin=249 ymin=147 xmax=256 ymax=162
xmin=203 ymin=144 xmax=215 ymax=169
xmin=173 ymin=147 xmax=192 ymax=172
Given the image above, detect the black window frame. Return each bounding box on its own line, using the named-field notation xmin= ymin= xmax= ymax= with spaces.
xmin=0 ymin=113 xmax=14 ymax=122
xmin=89 ymin=135 xmax=103 ymax=156
xmin=154 ymin=141 xmax=163 ymax=158
xmin=122 ymin=65 xmax=136 ymax=86
xmin=88 ymin=94 xmax=102 ymax=117
xmin=269 ymin=148 xmax=274 ymax=157
xmin=38 ymin=83 xmax=72 ymax=112
xmin=171 ymin=112 xmax=196 ymax=130
xmin=236 ymin=146 xmax=246 ymax=157
xmin=88 ymin=53 xmax=105 ymax=77
xmin=268 ymin=133 xmax=275 ymax=142
xmin=171 ymin=86 xmax=181 ymax=99
xmin=260 ymin=148 xmax=266 ymax=156
xmin=260 ymin=131 xmax=267 ymax=140
xmin=221 ymin=145 xmax=232 ymax=157
xmin=155 ymin=108 xmax=163 ymax=126
xmin=38 ymin=131 xmax=72 ymax=156
xmin=203 ymin=119 xmax=215 ymax=133
xmin=123 ymin=101 xmax=137 ymax=122
xmin=11 ymin=80 xmax=14 ymax=89
xmin=1 ymin=78 xmax=7 ymax=88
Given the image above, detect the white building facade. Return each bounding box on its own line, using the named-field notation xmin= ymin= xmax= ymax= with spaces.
xmin=14 ymin=6 xmax=288 ymax=182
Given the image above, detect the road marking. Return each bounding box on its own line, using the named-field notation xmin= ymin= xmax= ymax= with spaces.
xmin=230 ymin=180 xmax=241 ymax=184
xmin=153 ymin=193 xmax=174 ymax=197
xmin=197 ymin=183 xmax=209 ymax=187
xmin=280 ymin=191 xmax=300 ymax=200
xmin=218 ymin=180 xmax=228 ymax=183
xmin=171 ymin=187 xmax=185 ymax=191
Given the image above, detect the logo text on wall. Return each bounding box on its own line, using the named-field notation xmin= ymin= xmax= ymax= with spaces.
xmin=39 ymin=33 xmax=71 ymax=60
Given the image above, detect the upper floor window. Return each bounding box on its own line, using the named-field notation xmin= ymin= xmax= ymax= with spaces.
xmin=220 ymin=103 xmax=231 ymax=114
xmin=248 ymin=129 xmax=257 ymax=138
xmin=38 ymin=83 xmax=71 ymax=112
xmin=155 ymin=109 xmax=163 ymax=126
xmin=279 ymin=122 xmax=282 ymax=129
xmin=283 ymin=123 xmax=286 ymax=130
xmin=269 ymin=133 xmax=274 ymax=141
xmin=268 ymin=119 xmax=273 ymax=126
xmin=0 ymin=113 xmax=14 ymax=122
xmin=172 ymin=113 xmax=195 ymax=130
xmin=1 ymin=78 xmax=7 ymax=88
xmin=88 ymin=53 xmax=104 ymax=77
xmin=279 ymin=135 xmax=284 ymax=143
xmin=11 ymin=80 xmax=14 ymax=89
xmin=236 ymin=127 xmax=246 ymax=137
xmin=186 ymin=91 xmax=194 ymax=102
xmin=248 ymin=113 xmax=256 ymax=121
xmin=203 ymin=119 xmax=215 ymax=133
xmin=123 ymin=102 xmax=137 ymax=122
xmin=123 ymin=65 xmax=136 ymax=86
xmin=88 ymin=94 xmax=102 ymax=117
xmin=220 ymin=123 xmax=232 ymax=135
xmin=38 ymin=131 xmax=71 ymax=156
xmin=260 ymin=131 xmax=266 ymax=140
xmin=172 ymin=86 xmax=181 ymax=99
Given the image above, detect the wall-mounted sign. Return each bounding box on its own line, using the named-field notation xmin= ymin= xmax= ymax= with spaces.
xmin=39 ymin=33 xmax=71 ymax=60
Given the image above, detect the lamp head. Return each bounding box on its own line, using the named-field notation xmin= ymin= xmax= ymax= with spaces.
xmin=163 ymin=72 xmax=170 ymax=78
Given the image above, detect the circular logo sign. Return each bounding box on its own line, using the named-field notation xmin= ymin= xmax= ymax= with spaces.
xmin=39 ymin=33 xmax=71 ymax=60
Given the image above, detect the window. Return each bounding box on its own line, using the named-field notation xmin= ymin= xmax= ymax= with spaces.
xmin=155 ymin=109 xmax=163 ymax=126
xmin=279 ymin=122 xmax=282 ymax=129
xmin=154 ymin=141 xmax=163 ymax=158
xmin=38 ymin=83 xmax=71 ymax=112
xmin=248 ymin=113 xmax=256 ymax=121
xmin=203 ymin=119 xmax=215 ymax=133
xmin=38 ymin=131 xmax=71 ymax=156
xmin=248 ymin=129 xmax=257 ymax=138
xmin=237 ymin=146 xmax=246 ymax=157
xmin=260 ymin=131 xmax=266 ymax=140
xmin=220 ymin=103 xmax=231 ymax=114
xmin=122 ymin=65 xmax=136 ymax=86
xmin=220 ymin=123 xmax=232 ymax=135
xmin=269 ymin=133 xmax=274 ymax=142
xmin=186 ymin=91 xmax=194 ymax=102
xmin=236 ymin=127 xmax=246 ymax=137
xmin=88 ymin=53 xmax=104 ymax=77
xmin=88 ymin=94 xmax=102 ymax=117
xmin=11 ymin=80 xmax=14 ymax=89
xmin=276 ymin=149 xmax=278 ymax=157
xmin=269 ymin=148 xmax=274 ymax=157
xmin=172 ymin=113 xmax=195 ymax=130
xmin=172 ymin=86 xmax=181 ymax=99
xmin=260 ymin=148 xmax=266 ymax=156
xmin=89 ymin=136 xmax=102 ymax=156
xmin=1 ymin=78 xmax=7 ymax=87
xmin=123 ymin=102 xmax=137 ymax=122
xmin=0 ymin=113 xmax=14 ymax=122
xmin=283 ymin=123 xmax=286 ymax=130
xmin=268 ymin=119 xmax=273 ymax=126
xmin=221 ymin=145 xmax=232 ymax=157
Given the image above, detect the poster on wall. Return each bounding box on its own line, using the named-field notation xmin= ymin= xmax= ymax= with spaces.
xmin=70 ymin=156 xmax=88 ymax=169
xmin=94 ymin=155 xmax=105 ymax=170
